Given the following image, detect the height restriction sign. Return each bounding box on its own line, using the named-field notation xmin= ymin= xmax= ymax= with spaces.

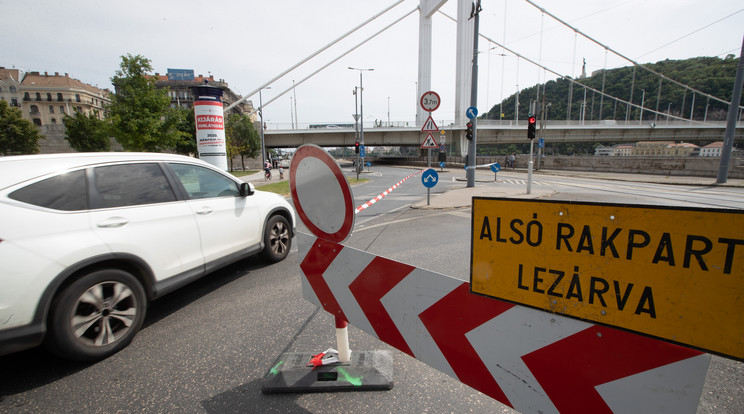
xmin=420 ymin=91 xmax=440 ymax=112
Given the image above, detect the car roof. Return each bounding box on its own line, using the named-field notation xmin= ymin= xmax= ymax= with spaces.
xmin=0 ymin=152 xmax=211 ymax=189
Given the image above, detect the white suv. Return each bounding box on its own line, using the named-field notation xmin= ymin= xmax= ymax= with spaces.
xmin=0 ymin=152 xmax=295 ymax=361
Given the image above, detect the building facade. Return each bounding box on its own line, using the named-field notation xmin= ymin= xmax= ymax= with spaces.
xmin=19 ymin=71 xmax=110 ymax=126
xmin=0 ymin=67 xmax=23 ymax=109
xmin=632 ymin=141 xmax=700 ymax=157
xmin=151 ymin=69 xmax=256 ymax=122
xmin=700 ymin=142 xmax=724 ymax=157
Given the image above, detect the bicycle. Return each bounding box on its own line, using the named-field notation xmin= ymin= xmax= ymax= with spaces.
xmin=264 ymin=169 xmax=272 ymax=181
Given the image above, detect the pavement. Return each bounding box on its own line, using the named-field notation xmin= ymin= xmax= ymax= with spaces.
xmin=241 ymin=166 xmax=744 ymax=211
xmin=414 ymin=167 xmax=744 ymax=209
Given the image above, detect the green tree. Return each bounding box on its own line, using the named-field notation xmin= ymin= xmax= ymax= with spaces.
xmin=225 ymin=113 xmax=260 ymax=171
xmin=169 ymin=107 xmax=197 ymax=156
xmin=108 ymin=53 xmax=186 ymax=151
xmin=62 ymin=110 xmax=111 ymax=152
xmin=0 ymin=100 xmax=43 ymax=155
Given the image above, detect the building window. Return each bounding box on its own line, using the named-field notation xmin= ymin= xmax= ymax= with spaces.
xmin=24 ymin=92 xmax=30 ymax=100
xmin=51 ymin=118 xmax=57 ymax=124
xmin=49 ymin=105 xmax=54 ymax=113
xmin=36 ymin=92 xmax=42 ymax=101
xmin=11 ymin=98 xmax=19 ymax=107
xmin=57 ymin=93 xmax=63 ymax=101
xmin=75 ymin=94 xmax=81 ymax=102
xmin=30 ymin=105 xmax=40 ymax=115
xmin=47 ymin=93 xmax=52 ymax=101
xmin=10 ymin=86 xmax=16 ymax=92
xmin=60 ymin=106 xmax=65 ymax=114
xmin=33 ymin=118 xmax=42 ymax=126
xmin=76 ymin=106 xmax=82 ymax=112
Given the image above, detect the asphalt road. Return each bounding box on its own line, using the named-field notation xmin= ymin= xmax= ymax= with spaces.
xmin=1 ymin=165 xmax=742 ymax=413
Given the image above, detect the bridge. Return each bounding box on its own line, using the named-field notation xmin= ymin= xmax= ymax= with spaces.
xmin=263 ymin=120 xmax=741 ymax=149
xmin=223 ymin=0 xmax=743 ymax=160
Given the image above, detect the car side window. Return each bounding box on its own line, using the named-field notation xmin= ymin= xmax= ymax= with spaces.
xmin=93 ymin=163 xmax=176 ymax=208
xmin=169 ymin=163 xmax=239 ymax=199
xmin=8 ymin=170 xmax=87 ymax=211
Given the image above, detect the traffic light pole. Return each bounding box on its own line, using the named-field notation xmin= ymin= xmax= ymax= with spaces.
xmin=466 ymin=1 xmax=481 ymax=188
xmin=527 ymin=101 xmax=536 ymax=194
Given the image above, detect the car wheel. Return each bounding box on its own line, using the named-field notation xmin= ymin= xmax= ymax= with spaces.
xmin=46 ymin=269 xmax=147 ymax=361
xmin=260 ymin=215 xmax=292 ymax=263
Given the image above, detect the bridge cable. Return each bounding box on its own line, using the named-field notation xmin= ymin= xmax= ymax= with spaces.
xmin=438 ymin=10 xmax=712 ymax=124
xmin=522 ymin=0 xmax=742 ymax=109
xmin=223 ymin=0 xmax=406 ymax=112
xmin=242 ymin=7 xmax=418 ymax=120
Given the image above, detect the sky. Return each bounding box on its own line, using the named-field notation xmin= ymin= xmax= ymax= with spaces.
xmin=3 ymin=0 xmax=743 ymax=129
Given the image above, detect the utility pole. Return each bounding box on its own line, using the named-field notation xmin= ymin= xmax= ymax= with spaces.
xmin=717 ymin=35 xmax=744 ymax=184
xmin=466 ymin=0 xmax=481 ymax=188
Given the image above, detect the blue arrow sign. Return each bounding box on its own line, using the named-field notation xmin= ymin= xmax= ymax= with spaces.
xmin=365 ymin=161 xmax=371 ymax=167
xmin=360 ymin=145 xmax=366 ymax=157
xmin=421 ymin=168 xmax=439 ymax=188
xmin=491 ymin=163 xmax=501 ymax=173
xmin=538 ymin=138 xmax=544 ymax=148
xmin=466 ymin=106 xmax=478 ymax=119
xmin=439 ymin=161 xmax=445 ymax=168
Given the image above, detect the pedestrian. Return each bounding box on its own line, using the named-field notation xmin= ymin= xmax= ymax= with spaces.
xmin=509 ymin=154 xmax=516 ymax=169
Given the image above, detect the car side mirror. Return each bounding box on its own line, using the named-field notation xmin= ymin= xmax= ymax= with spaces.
xmin=239 ymin=182 xmax=255 ymax=197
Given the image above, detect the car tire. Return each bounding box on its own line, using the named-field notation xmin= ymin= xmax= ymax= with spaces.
xmin=45 ymin=269 xmax=147 ymax=361
xmin=260 ymin=215 xmax=292 ymax=263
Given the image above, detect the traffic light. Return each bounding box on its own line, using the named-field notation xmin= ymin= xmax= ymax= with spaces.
xmin=527 ymin=115 xmax=536 ymax=139
xmin=466 ymin=122 xmax=473 ymax=140
xmin=355 ymin=141 xmax=360 ymax=153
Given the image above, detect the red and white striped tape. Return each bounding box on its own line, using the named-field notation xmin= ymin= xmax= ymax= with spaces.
xmin=298 ymin=232 xmax=710 ymax=413
xmin=354 ymin=170 xmax=424 ymax=214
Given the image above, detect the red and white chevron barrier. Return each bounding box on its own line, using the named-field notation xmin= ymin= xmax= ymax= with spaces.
xmin=298 ymin=232 xmax=710 ymax=414
xmin=355 ymin=170 xmax=423 ymax=214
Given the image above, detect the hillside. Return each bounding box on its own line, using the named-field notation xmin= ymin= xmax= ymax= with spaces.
xmin=483 ymin=55 xmax=741 ymax=123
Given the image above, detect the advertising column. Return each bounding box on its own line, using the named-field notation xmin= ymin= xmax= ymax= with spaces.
xmin=192 ymin=83 xmax=228 ymax=171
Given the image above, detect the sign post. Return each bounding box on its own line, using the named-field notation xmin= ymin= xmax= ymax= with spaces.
xmin=265 ymin=144 xmax=394 ymax=393
xmin=490 ymin=162 xmax=501 ymax=182
xmin=421 ymin=91 xmax=441 ymax=206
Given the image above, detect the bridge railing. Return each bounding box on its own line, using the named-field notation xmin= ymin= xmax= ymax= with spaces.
xmin=264 ymin=118 xmax=735 ymax=131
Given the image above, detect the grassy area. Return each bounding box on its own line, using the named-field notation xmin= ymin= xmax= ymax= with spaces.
xmin=230 ymin=170 xmax=259 ymax=178
xmin=255 ymin=177 xmax=369 ymax=197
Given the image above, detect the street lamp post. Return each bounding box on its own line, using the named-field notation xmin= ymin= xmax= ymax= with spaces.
xmin=348 ymin=67 xmax=374 ymax=177
xmin=259 ymin=86 xmax=271 ymax=171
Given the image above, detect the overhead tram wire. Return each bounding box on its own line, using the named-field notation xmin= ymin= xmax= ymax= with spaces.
xmin=242 ymin=7 xmax=418 ymax=119
xmin=223 ymin=0 xmax=406 ymax=113
xmin=522 ymin=0 xmax=743 ymax=110
xmin=437 ymin=11 xmax=697 ymax=124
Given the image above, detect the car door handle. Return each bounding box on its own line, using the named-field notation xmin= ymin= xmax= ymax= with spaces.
xmin=96 ymin=217 xmax=129 ymax=228
xmin=196 ymin=207 xmax=213 ymax=215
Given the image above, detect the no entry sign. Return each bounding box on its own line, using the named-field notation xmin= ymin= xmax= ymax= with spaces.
xmin=470 ymin=198 xmax=744 ymax=361
xmin=289 ymin=144 xmax=354 ymax=243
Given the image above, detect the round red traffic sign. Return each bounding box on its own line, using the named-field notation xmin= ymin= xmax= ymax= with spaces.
xmin=289 ymin=144 xmax=355 ymax=243
xmin=420 ymin=91 xmax=441 ymax=112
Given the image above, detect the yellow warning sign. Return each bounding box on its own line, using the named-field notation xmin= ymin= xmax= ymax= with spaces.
xmin=470 ymin=198 xmax=744 ymax=361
